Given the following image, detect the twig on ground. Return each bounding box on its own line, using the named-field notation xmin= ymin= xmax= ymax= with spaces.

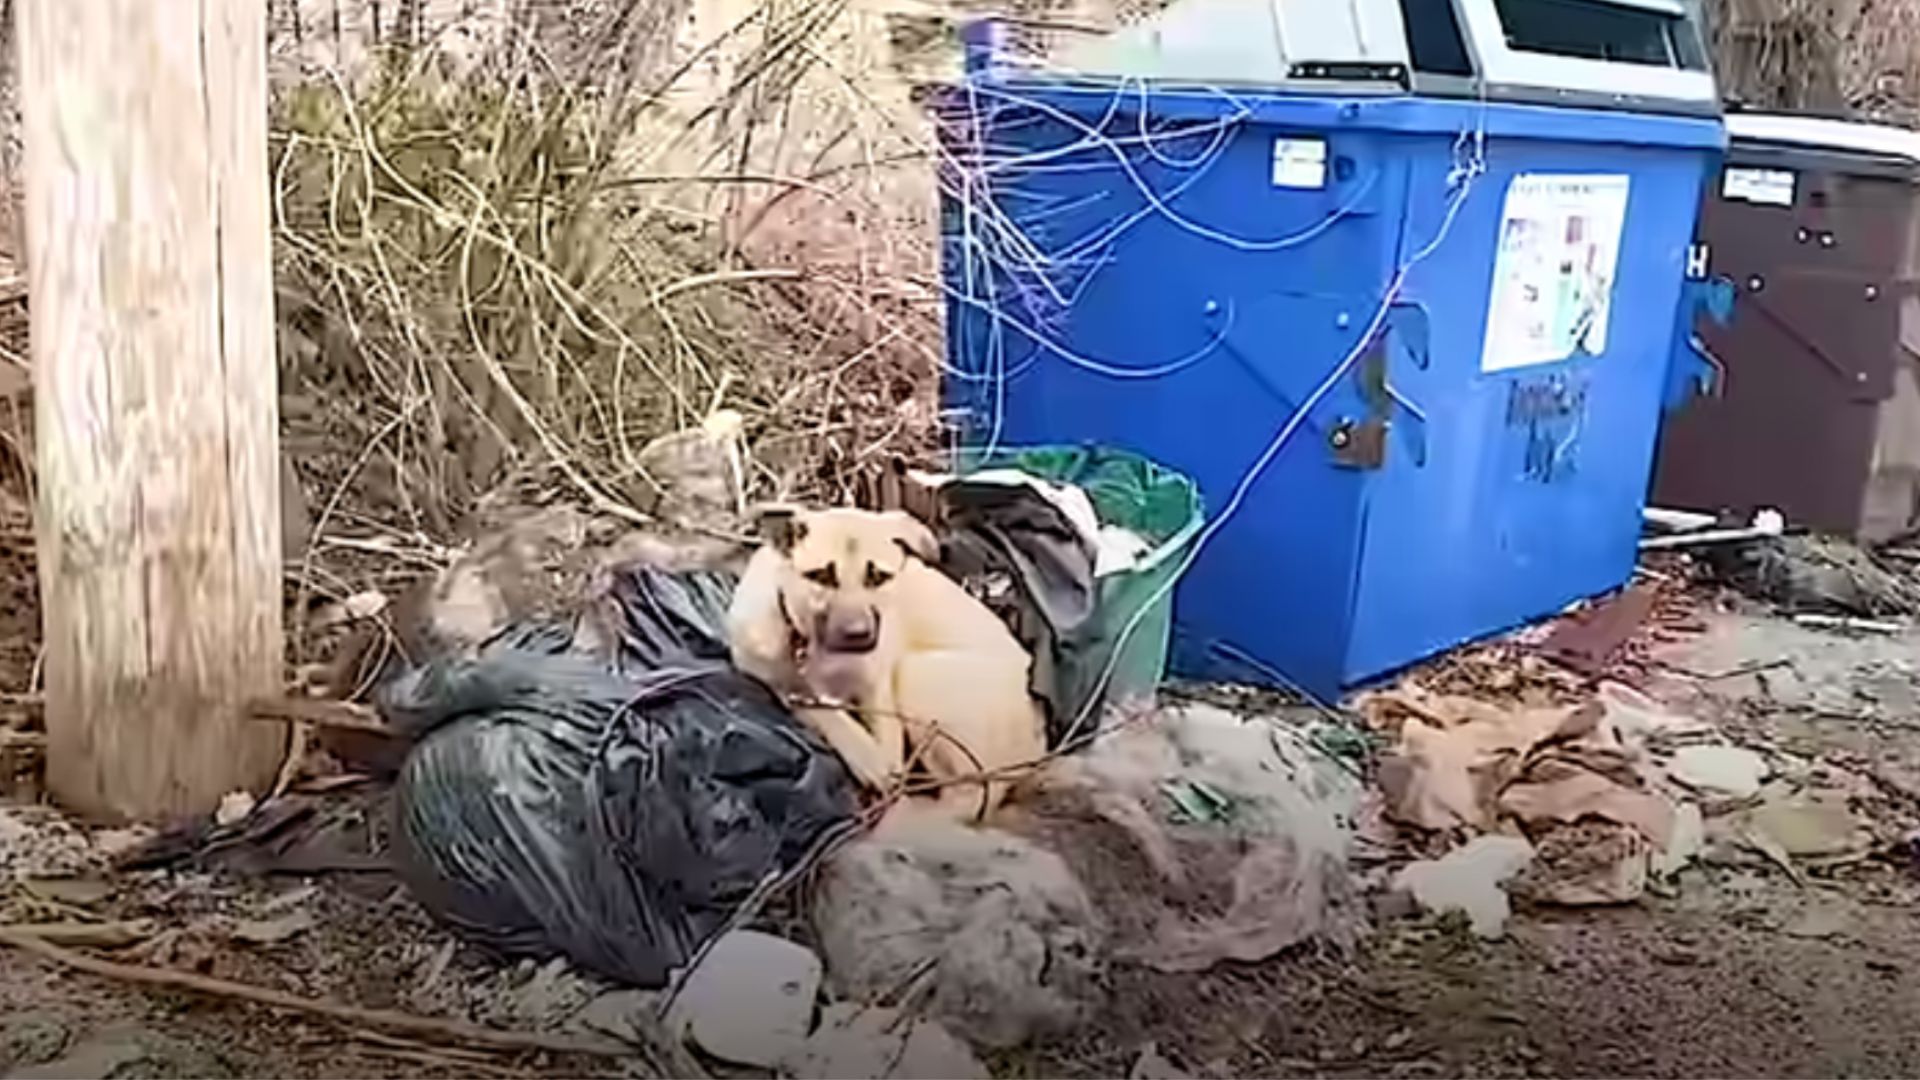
xmin=0 ymin=921 xmax=155 ymax=948
xmin=249 ymin=698 xmax=395 ymax=736
xmin=354 ymin=1045 xmax=522 ymax=1079
xmin=350 ymin=1028 xmax=510 ymax=1065
xmin=0 ymin=928 xmax=632 ymax=1058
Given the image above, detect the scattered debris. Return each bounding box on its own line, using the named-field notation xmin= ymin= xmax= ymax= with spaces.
xmin=1366 ymin=687 xmax=1677 ymax=854
xmin=1777 ymin=902 xmax=1853 ymax=941
xmin=1669 ymin=745 xmax=1770 ymax=801
xmin=787 ymin=1003 xmax=989 ymax=1080
xmin=1703 ymin=533 xmax=1920 ymax=618
xmin=311 ymin=590 xmax=391 ymax=632
xmin=1639 ymin=508 xmax=1785 ymax=551
xmin=667 ymin=930 xmax=821 ymax=1069
xmin=1015 ymin=702 xmax=1361 ymax=973
xmin=214 ymin=791 xmax=257 ymax=827
xmin=1538 ymin=584 xmax=1658 ymax=676
xmin=0 ymin=920 xmax=154 ymax=948
xmin=21 ymin=875 xmax=112 ymax=907
xmin=813 ymin=816 xmax=1104 ymax=1050
xmin=1129 ymin=1043 xmax=1186 ymax=1079
xmin=0 ymin=928 xmax=630 ymax=1058
xmin=1391 ymin=835 xmax=1536 ymax=940
xmin=228 ymin=909 xmax=315 ymax=947
xmin=1364 ymin=688 xmax=1576 ymax=831
xmin=6 ymin=1027 xmax=151 ymax=1080
xmin=1520 ymin=821 xmax=1650 ymax=906
xmin=1792 ymin=614 xmax=1905 ymax=635
xmin=567 ymin=989 xmax=661 ymax=1045
xmin=1643 ymin=506 xmax=1720 ymax=533
xmin=1654 ymin=801 xmax=1707 ymax=879
xmin=1739 ymin=790 xmax=1871 ymax=862
xmin=1598 ymin=681 xmax=1712 ymax=741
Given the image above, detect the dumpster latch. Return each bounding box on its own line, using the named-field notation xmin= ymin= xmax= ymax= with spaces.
xmin=1664 ymin=274 xmax=1737 ymax=411
xmin=1332 ymin=333 xmax=1394 ymax=470
xmin=1329 ymin=417 xmax=1387 ymax=468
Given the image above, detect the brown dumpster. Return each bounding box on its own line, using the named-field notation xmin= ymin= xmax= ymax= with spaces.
xmin=1653 ymin=113 xmax=1920 ymax=542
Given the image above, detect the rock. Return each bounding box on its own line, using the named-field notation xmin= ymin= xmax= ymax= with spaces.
xmin=472 ymin=957 xmax=598 ymax=1032
xmin=1 ymin=1013 xmax=71 ymax=1070
xmin=1130 ymin=1043 xmax=1185 ymax=1079
xmin=1742 ymin=791 xmax=1869 ymax=860
xmin=0 ymin=807 xmax=28 ymax=846
xmin=1598 ymin=682 xmax=1712 ymax=740
xmin=1653 ymin=802 xmax=1706 ymax=879
xmin=214 ymin=791 xmax=256 ymax=827
xmin=812 ymin=818 xmax=1103 ymax=1049
xmin=1520 ymin=821 xmax=1649 ymax=906
xmin=89 ymin=827 xmax=154 ymax=862
xmin=229 ymin=910 xmax=315 ymax=946
xmin=787 ymin=1004 xmax=988 ymax=1080
xmin=21 ymin=876 xmax=112 ymax=907
xmin=667 ymin=930 xmax=820 ymax=1068
xmin=1778 ymin=903 xmax=1853 ymax=941
xmin=1392 ymin=835 xmax=1536 ymax=939
xmin=1668 ymin=745 xmax=1769 ymax=800
xmin=7 ymin=1029 xmax=147 ymax=1080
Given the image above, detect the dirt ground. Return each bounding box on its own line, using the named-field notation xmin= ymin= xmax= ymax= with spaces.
xmin=5 ymin=555 xmax=1920 ymax=1078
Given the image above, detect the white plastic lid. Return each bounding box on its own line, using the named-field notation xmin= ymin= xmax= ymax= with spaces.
xmin=1727 ymin=113 xmax=1920 ymax=164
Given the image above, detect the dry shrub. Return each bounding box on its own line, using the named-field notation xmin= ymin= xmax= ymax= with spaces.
xmin=270 ymin=3 xmax=946 ymax=611
xmin=1708 ymin=0 xmax=1920 ymax=121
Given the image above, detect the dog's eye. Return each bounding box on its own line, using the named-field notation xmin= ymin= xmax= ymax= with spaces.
xmin=864 ymin=563 xmax=894 ymax=589
xmin=802 ymin=565 xmax=838 ymax=588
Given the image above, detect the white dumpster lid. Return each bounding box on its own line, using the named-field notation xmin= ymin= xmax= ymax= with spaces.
xmin=1727 ymin=113 xmax=1920 ymax=163
xmin=1055 ymin=0 xmax=1717 ymax=112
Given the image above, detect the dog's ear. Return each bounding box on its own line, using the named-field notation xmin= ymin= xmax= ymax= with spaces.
xmin=883 ymin=510 xmax=940 ymax=563
xmin=752 ymin=503 xmax=808 ymax=554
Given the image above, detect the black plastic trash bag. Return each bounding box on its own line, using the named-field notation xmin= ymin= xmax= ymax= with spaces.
xmin=386 ymin=565 xmax=858 ymax=987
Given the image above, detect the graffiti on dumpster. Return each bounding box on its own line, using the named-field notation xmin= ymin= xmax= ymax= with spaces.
xmin=1506 ymin=373 xmax=1589 ymax=484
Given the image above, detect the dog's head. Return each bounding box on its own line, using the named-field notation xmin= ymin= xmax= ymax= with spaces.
xmin=753 ymin=505 xmax=939 ymax=657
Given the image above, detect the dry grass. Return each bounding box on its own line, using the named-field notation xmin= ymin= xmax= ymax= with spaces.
xmin=1709 ymin=0 xmax=1920 ymax=120
xmin=269 ymin=1 xmax=948 ymax=621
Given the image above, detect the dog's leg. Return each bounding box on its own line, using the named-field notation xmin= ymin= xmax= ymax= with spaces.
xmin=892 ymin=651 xmax=1044 ymax=823
xmin=795 ymin=705 xmax=898 ymax=793
xmin=859 ymin=678 xmax=907 ymax=792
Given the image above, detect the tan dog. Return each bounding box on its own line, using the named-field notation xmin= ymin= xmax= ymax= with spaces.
xmin=727 ymin=506 xmax=1045 ymax=820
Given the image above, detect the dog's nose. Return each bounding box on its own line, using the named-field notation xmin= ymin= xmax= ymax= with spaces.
xmin=826 ymin=623 xmax=879 ymax=654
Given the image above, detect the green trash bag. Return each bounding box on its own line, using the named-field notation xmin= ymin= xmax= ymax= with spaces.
xmin=944 ymin=444 xmax=1204 ymax=746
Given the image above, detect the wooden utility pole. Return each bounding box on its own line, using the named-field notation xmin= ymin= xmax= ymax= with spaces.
xmin=18 ymin=0 xmax=286 ymax=820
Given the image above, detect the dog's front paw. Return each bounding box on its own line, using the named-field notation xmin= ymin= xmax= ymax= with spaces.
xmin=844 ymin=751 xmax=903 ymax=795
xmin=829 ymin=739 xmax=900 ymax=794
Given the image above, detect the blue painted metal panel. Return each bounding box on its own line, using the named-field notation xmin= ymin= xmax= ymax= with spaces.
xmin=937 ymin=79 xmax=1722 ymax=698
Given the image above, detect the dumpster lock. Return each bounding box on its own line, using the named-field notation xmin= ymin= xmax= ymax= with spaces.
xmin=1329 ymin=417 xmax=1387 ymax=468
xmin=1331 ymin=333 xmax=1395 ymax=471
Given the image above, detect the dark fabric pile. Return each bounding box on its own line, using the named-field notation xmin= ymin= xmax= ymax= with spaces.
xmin=385 ymin=565 xmax=857 ymax=987
xmin=937 ymin=482 xmax=1101 ymax=748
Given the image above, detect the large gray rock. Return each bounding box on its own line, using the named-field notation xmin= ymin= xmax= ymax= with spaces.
xmin=666 ymin=930 xmax=821 ymax=1068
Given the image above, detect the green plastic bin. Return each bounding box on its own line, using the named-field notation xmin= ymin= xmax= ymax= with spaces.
xmin=959 ymin=445 xmax=1204 ymax=737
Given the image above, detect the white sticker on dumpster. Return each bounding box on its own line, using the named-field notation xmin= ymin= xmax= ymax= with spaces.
xmin=1271 ymin=137 xmax=1328 ymax=189
xmin=1481 ymin=173 xmax=1633 ymax=373
xmin=1722 ymin=167 xmax=1796 ymax=207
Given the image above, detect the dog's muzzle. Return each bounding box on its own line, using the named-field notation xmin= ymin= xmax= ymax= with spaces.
xmin=818 ymin=606 xmax=881 ymax=654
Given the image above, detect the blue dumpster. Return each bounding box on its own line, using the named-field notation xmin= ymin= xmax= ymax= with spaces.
xmin=936 ymin=12 xmax=1724 ymax=699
